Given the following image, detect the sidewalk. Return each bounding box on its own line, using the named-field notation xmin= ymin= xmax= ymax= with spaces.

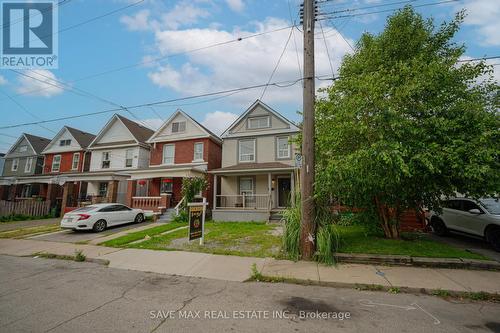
xmin=1 ymin=238 xmax=500 ymax=293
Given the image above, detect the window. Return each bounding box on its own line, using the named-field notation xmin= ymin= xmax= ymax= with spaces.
xmin=239 ymin=139 xmax=255 ymax=162
xmin=24 ymin=157 xmax=33 ymax=173
xmin=71 ymin=153 xmax=80 ymax=170
xmin=163 ymin=144 xmax=175 ymax=165
xmin=444 ymin=200 xmax=461 ymax=210
xmin=101 ymin=152 xmax=110 ymax=169
xmin=21 ymin=184 xmax=32 ymax=198
xmin=11 ymin=158 xmax=19 ymax=171
xmin=239 ymin=177 xmax=254 ymax=196
xmin=462 ymin=200 xmax=482 ymax=213
xmin=277 ymin=136 xmax=291 ymax=159
xmin=59 ymin=139 xmax=71 ymax=146
xmin=98 ymin=182 xmax=108 ymax=197
xmin=248 ymin=116 xmax=270 ymax=129
xmin=172 ymin=121 xmax=186 ymax=133
xmin=51 ymin=155 xmax=61 ymax=172
xmin=161 ymin=178 xmax=173 ymax=193
xmin=125 ymin=149 xmax=133 ymax=168
xmin=193 ymin=142 xmax=204 ymax=161
xmin=19 ymin=145 xmax=28 ymax=152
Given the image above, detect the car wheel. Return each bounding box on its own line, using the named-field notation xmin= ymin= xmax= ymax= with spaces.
xmin=134 ymin=213 xmax=144 ymax=223
xmin=485 ymin=227 xmax=500 ymax=252
xmin=93 ymin=219 xmax=107 ymax=233
xmin=431 ymin=217 xmax=448 ymax=236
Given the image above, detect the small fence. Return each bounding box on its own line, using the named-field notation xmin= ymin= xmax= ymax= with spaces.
xmin=132 ymin=196 xmax=162 ymax=211
xmin=0 ymin=200 xmax=51 ymax=217
xmin=215 ymin=194 xmax=270 ymax=210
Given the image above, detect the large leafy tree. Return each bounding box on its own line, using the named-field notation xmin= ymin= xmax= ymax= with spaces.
xmin=315 ymin=7 xmax=499 ymax=238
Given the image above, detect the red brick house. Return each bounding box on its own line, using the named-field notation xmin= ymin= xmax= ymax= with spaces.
xmin=126 ymin=110 xmax=222 ymax=212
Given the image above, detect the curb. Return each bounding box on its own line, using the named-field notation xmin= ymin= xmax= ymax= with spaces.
xmin=334 ymin=253 xmax=500 ymax=271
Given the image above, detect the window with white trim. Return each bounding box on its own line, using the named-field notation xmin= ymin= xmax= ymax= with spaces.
xmin=11 ymin=158 xmax=19 ymax=172
xmin=125 ymin=149 xmax=133 ymax=168
xmin=19 ymin=145 xmax=28 ymax=152
xmin=59 ymin=139 xmax=71 ymax=146
xmin=171 ymin=121 xmax=186 ymax=133
xmin=277 ymin=136 xmax=291 ymax=159
xmin=52 ymin=155 xmax=61 ymax=172
xmin=163 ymin=144 xmax=175 ymax=165
xmin=25 ymin=157 xmax=33 ymax=173
xmin=193 ymin=142 xmax=203 ymax=161
xmin=248 ymin=116 xmax=270 ymax=129
xmin=71 ymin=153 xmax=80 ymax=170
xmin=238 ymin=139 xmax=255 ymax=162
xmin=101 ymin=152 xmax=110 ymax=169
xmin=239 ymin=177 xmax=254 ymax=196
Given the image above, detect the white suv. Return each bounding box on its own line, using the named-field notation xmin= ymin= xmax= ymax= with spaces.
xmin=430 ymin=198 xmax=500 ymax=252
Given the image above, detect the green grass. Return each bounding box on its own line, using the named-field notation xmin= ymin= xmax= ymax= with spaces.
xmin=127 ymin=221 xmax=282 ymax=258
xmin=0 ymin=224 xmax=60 ymax=239
xmin=100 ymin=222 xmax=187 ymax=247
xmin=335 ymin=225 xmax=487 ymax=260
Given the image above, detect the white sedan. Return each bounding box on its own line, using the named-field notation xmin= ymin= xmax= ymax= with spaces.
xmin=61 ymin=204 xmax=145 ymax=232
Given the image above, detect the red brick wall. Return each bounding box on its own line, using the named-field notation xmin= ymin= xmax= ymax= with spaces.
xmin=149 ymin=138 xmax=221 ymax=168
xmin=43 ymin=151 xmax=86 ymax=174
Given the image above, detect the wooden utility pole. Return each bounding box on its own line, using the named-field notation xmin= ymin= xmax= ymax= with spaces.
xmin=300 ymin=0 xmax=316 ymax=259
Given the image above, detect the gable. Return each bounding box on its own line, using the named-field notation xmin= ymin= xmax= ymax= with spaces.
xmin=43 ymin=128 xmax=82 ymax=154
xmin=5 ymin=135 xmax=36 ymax=158
xmin=94 ymin=117 xmax=136 ymax=146
xmin=148 ymin=111 xmax=208 ymax=142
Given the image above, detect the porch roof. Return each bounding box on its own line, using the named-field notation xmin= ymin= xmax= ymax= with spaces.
xmin=127 ymin=164 xmax=207 ymax=180
xmin=61 ymin=171 xmax=131 ymax=182
xmin=210 ymin=162 xmax=295 ymax=175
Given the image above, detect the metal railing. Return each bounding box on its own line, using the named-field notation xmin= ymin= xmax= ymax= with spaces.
xmin=174 ymin=196 xmax=185 ymax=216
xmin=215 ymin=194 xmax=270 ymax=210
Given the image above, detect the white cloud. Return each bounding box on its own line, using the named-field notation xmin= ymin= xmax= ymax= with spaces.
xmin=147 ymin=18 xmax=354 ymax=104
xmin=16 ymin=70 xmax=64 ymax=97
xmin=0 ymin=75 xmax=6 ymax=85
xmin=140 ymin=117 xmax=164 ymax=130
xmin=458 ymin=55 xmax=499 ymax=83
xmin=225 ymin=0 xmax=245 ymax=13
xmin=458 ymin=0 xmax=500 ymax=46
xmin=202 ymin=111 xmax=238 ymax=135
xmin=120 ymin=9 xmax=153 ymax=31
xmin=161 ymin=2 xmax=210 ymax=30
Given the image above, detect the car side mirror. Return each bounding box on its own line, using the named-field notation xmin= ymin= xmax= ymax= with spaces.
xmin=468 ymin=208 xmax=482 ymax=215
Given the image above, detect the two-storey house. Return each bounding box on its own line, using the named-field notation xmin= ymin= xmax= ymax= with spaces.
xmin=126 ymin=109 xmax=222 ymax=212
xmin=41 ymin=126 xmax=96 ymax=213
xmin=0 ymin=133 xmax=50 ymax=200
xmin=211 ymin=100 xmax=300 ymax=221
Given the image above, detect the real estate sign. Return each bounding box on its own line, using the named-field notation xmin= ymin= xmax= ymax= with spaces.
xmin=188 ymin=198 xmax=207 ymax=244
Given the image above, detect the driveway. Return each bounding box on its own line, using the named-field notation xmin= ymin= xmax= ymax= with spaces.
xmin=1 ymin=255 xmax=500 ymax=333
xmin=28 ymin=221 xmax=154 ymax=244
xmin=0 ymin=218 xmax=61 ymax=232
xmin=428 ymin=232 xmax=500 ymax=262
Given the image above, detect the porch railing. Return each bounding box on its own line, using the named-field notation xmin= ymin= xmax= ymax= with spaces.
xmin=132 ymin=196 xmax=162 ymax=211
xmin=0 ymin=200 xmax=51 ymax=217
xmin=215 ymin=194 xmax=270 ymax=210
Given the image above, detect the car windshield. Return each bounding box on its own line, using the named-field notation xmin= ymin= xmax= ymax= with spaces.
xmin=479 ymin=198 xmax=500 ymax=215
xmin=71 ymin=206 xmax=97 ymax=212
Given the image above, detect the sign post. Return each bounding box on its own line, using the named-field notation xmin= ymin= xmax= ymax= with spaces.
xmin=188 ymin=197 xmax=207 ymax=245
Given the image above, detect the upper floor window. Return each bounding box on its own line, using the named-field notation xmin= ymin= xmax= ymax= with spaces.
xmin=163 ymin=144 xmax=175 ymax=165
xmin=59 ymin=139 xmax=71 ymax=146
xmin=239 ymin=139 xmax=255 ymax=162
xmin=193 ymin=142 xmax=204 ymax=161
xmin=19 ymin=145 xmax=28 ymax=152
xmin=11 ymin=158 xmax=19 ymax=171
xmin=277 ymin=136 xmax=291 ymax=159
xmin=247 ymin=116 xmax=270 ymax=129
xmin=101 ymin=152 xmax=110 ymax=169
xmin=72 ymin=153 xmax=80 ymax=170
xmin=125 ymin=149 xmax=133 ymax=168
xmin=52 ymin=155 xmax=61 ymax=172
xmin=172 ymin=121 xmax=186 ymax=133
xmin=25 ymin=157 xmax=33 ymax=173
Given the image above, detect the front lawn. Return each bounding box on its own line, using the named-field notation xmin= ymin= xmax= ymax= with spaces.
xmin=100 ymin=222 xmax=187 ymax=247
xmin=0 ymin=224 xmax=61 ymax=239
xmin=335 ymin=225 xmax=487 ymax=260
xmin=113 ymin=221 xmax=282 ymax=258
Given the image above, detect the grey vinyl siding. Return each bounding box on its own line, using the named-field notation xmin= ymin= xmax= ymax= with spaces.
xmin=2 ymin=156 xmax=41 ymax=177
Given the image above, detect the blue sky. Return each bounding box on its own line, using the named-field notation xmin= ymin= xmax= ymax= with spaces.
xmin=0 ymin=0 xmax=498 ymax=153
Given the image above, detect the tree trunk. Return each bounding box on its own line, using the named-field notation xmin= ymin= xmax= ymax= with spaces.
xmin=374 ymin=196 xmax=401 ymax=239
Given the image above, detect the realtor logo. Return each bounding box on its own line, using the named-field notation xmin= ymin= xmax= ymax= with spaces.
xmin=1 ymin=0 xmax=58 ymax=68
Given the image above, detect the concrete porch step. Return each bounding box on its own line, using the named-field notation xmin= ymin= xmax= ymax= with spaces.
xmin=158 ymin=208 xmax=176 ymax=222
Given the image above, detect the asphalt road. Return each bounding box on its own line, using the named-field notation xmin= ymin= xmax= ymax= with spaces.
xmin=0 ymin=255 xmax=499 ymax=333
xmin=428 ymin=232 xmax=500 ymax=263
xmin=28 ymin=221 xmax=154 ymax=243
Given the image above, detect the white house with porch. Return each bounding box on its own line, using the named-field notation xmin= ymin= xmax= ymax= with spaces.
xmin=211 ymin=100 xmax=300 ymax=222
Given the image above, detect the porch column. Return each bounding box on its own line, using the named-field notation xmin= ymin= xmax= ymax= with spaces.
xmin=213 ymin=175 xmax=218 ymax=209
xmin=268 ymin=173 xmax=272 ymax=209
xmin=61 ymin=182 xmax=74 ymax=216
xmin=107 ymin=180 xmax=118 ymax=203
xmin=8 ymin=184 xmax=17 ymax=201
xmin=290 ymin=172 xmax=295 ymax=207
xmin=126 ymin=180 xmax=136 ymax=207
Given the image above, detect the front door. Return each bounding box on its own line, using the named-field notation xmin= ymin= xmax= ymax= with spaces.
xmin=277 ymin=177 xmax=291 ymax=208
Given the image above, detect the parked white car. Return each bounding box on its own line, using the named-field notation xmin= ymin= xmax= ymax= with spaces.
xmin=61 ymin=204 xmax=145 ymax=232
xmin=430 ymin=198 xmax=500 ymax=251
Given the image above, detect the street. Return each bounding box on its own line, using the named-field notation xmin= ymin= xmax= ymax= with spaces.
xmin=0 ymin=255 xmax=499 ymax=333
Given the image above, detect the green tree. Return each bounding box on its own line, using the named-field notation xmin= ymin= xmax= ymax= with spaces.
xmin=315 ymin=7 xmax=499 ymax=239
xmin=181 ymin=176 xmax=208 ymax=212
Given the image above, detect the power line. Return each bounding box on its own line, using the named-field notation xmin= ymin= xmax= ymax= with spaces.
xmin=319 ymin=20 xmax=335 ymax=78
xmin=0 ymin=133 xmax=18 ymax=139
xmin=287 ymin=0 xmax=303 ymax=85
xmin=318 ymin=0 xmax=421 ymax=13
xmin=0 ymin=0 xmax=71 ymax=30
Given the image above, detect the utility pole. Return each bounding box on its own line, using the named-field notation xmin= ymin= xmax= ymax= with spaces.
xmin=300 ymin=0 xmax=316 ymax=259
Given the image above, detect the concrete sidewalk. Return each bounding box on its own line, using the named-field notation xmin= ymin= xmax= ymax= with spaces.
xmin=1 ymin=238 xmax=500 ymax=293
